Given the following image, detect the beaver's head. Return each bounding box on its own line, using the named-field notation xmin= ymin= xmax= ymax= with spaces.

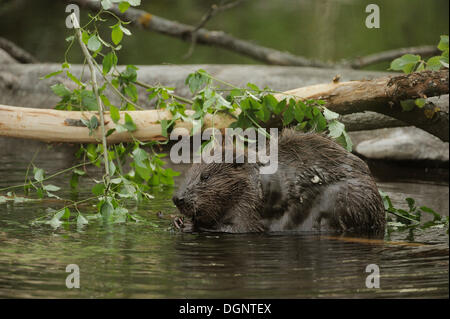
xmin=172 ymin=161 xmax=264 ymax=232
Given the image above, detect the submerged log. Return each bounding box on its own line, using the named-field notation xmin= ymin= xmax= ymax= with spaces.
xmin=0 ymin=70 xmax=448 ymax=143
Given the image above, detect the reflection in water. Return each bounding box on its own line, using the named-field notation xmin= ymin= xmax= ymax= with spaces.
xmin=0 ymin=139 xmax=448 ymax=298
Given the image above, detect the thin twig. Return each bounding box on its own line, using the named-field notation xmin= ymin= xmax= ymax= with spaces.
xmin=346 ymin=45 xmax=440 ymax=69
xmin=184 ymin=0 xmax=247 ymax=59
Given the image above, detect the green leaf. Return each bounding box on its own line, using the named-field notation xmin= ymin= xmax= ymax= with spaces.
xmin=124 ymin=83 xmax=138 ymax=101
xmin=111 ymin=24 xmax=124 ymax=45
xmin=263 ymin=94 xmax=278 ymax=112
xmin=51 ymin=84 xmax=71 ymax=97
xmin=101 ymin=0 xmax=113 ymax=10
xmin=282 ymin=103 xmax=295 ymax=126
xmin=87 ymin=35 xmax=102 ymax=52
xmin=390 ymin=54 xmax=421 ymax=73
xmin=400 ymin=100 xmax=416 ymax=112
xmin=437 ymin=35 xmax=449 ymax=52
xmin=70 ymin=173 xmax=79 ymax=189
xmin=323 ymin=107 xmax=340 ymax=121
xmin=73 ymin=169 xmax=86 ymax=176
xmin=328 ymin=120 xmax=345 ymax=138
xmin=120 ymin=24 xmax=131 ymax=36
xmin=405 ymin=197 xmax=416 ymax=211
xmin=41 ymin=70 xmax=63 ymax=80
xmin=77 ymin=213 xmax=89 ymax=227
xmin=48 ymin=209 xmax=65 ymax=228
xmin=109 ymin=160 xmax=116 ymax=176
xmin=110 ymin=105 xmax=120 ymax=123
xmin=89 ymin=116 xmax=99 ymax=130
xmin=135 ymin=165 xmax=151 ymax=181
xmin=123 ymin=113 xmax=137 ymax=132
xmin=185 ymin=71 xmax=208 ymax=94
xmin=160 ymin=119 xmax=172 ymax=138
xmin=33 ymin=167 xmax=45 ymax=182
xmin=127 ymin=0 xmax=141 ymax=5
xmin=426 ymin=56 xmax=443 ymax=71
xmin=293 ymin=104 xmax=304 ymax=123
xmin=118 ymin=1 xmax=131 ymax=12
xmin=100 ymin=199 xmax=114 ymax=220
xmin=414 ymin=98 xmax=426 ymax=108
xmin=102 ymin=52 xmax=118 ymax=74
xmin=81 ymin=90 xmax=98 ymax=110
xmin=92 ymin=183 xmax=105 ymax=196
xmin=420 ymin=206 xmax=441 ymax=221
xmin=335 ymin=131 xmax=353 ymax=152
xmin=82 ymin=31 xmax=90 ymax=44
xmin=66 ymin=71 xmax=84 ymax=87
xmin=43 ymin=184 xmax=61 ymax=192
xmin=246 ymin=82 xmax=260 ymax=91
xmin=132 ymin=147 xmax=149 ymax=168
xmin=273 ymin=99 xmax=286 ymax=115
xmin=311 ymin=110 xmax=327 ymax=132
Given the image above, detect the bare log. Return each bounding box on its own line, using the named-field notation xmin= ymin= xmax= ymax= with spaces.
xmin=274 ymin=69 xmax=449 ymax=141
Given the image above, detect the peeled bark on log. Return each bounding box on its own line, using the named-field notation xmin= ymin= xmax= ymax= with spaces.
xmin=0 ymin=70 xmax=448 ymax=143
xmin=0 ymin=105 xmax=235 ymax=144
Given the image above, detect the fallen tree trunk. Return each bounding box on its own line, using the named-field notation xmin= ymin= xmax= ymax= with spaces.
xmin=0 ymin=70 xmax=448 ymax=143
xmin=274 ymin=69 xmax=449 ymax=141
xmin=0 ymin=105 xmax=235 ymax=144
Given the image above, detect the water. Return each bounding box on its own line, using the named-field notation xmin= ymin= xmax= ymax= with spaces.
xmin=0 ymin=140 xmax=448 ymax=298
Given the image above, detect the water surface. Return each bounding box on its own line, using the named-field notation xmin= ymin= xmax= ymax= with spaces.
xmin=0 ymin=141 xmax=448 ymax=298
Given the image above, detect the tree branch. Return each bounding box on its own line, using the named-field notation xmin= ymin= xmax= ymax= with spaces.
xmin=0 ymin=36 xmax=39 ymax=64
xmin=67 ymin=0 xmax=328 ymax=67
xmin=347 ymin=45 xmax=441 ymax=69
xmin=184 ymin=0 xmax=247 ymax=59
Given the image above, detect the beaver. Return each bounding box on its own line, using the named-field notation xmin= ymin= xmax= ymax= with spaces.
xmin=172 ymin=129 xmax=385 ymax=234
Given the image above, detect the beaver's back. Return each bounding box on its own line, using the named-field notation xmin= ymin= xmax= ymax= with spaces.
xmin=261 ymin=129 xmax=385 ymax=234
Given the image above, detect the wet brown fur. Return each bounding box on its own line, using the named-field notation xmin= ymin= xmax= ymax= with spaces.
xmin=173 ymin=129 xmax=385 ymax=234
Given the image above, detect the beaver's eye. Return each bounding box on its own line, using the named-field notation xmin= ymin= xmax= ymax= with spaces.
xmin=200 ymin=173 xmax=210 ymax=181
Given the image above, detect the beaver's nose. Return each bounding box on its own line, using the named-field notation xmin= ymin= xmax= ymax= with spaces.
xmin=172 ymin=195 xmax=184 ymax=207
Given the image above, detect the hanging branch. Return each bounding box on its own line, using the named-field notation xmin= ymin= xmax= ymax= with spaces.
xmin=71 ymin=13 xmax=111 ymax=186
xmin=66 ymin=0 xmax=328 ymax=67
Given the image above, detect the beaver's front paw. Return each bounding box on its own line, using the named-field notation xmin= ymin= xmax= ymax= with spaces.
xmin=173 ymin=216 xmax=193 ymax=232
